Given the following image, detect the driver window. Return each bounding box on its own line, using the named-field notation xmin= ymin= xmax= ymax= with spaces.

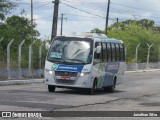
xmin=94 ymin=42 xmax=102 ymax=63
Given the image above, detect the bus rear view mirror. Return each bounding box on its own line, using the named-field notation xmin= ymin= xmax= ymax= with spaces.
xmin=95 ymin=46 xmax=101 ymax=53
xmin=45 ymin=42 xmax=50 ymax=50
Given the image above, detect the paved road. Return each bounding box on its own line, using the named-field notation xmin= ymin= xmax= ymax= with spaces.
xmin=0 ymin=71 xmax=160 ymax=120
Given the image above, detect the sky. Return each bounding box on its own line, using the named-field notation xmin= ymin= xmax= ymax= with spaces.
xmin=11 ymin=0 xmax=160 ymax=39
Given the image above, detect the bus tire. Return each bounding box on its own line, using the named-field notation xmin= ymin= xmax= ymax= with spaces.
xmin=48 ymin=85 xmax=56 ymax=92
xmin=88 ymin=80 xmax=96 ymax=95
xmin=108 ymin=79 xmax=116 ymax=92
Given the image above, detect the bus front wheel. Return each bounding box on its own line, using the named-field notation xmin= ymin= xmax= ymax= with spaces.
xmin=88 ymin=80 xmax=96 ymax=95
xmin=48 ymin=85 xmax=56 ymax=92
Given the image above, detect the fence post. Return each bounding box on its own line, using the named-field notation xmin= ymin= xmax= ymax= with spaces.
xmin=135 ymin=43 xmax=140 ymax=70
xmin=0 ymin=37 xmax=4 ymax=70
xmin=38 ymin=41 xmax=46 ymax=78
xmin=146 ymin=43 xmax=153 ymax=69
xmin=28 ymin=40 xmax=36 ymax=78
xmin=125 ymin=47 xmax=127 ymax=70
xmin=18 ymin=40 xmax=25 ymax=78
xmin=158 ymin=45 xmax=160 ymax=68
xmin=7 ymin=39 xmax=14 ymax=79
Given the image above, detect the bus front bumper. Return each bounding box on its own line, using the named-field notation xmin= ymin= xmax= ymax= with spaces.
xmin=45 ymin=71 xmax=94 ymax=89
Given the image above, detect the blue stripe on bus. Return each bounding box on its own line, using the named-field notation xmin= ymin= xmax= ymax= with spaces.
xmin=51 ymin=63 xmax=84 ymax=72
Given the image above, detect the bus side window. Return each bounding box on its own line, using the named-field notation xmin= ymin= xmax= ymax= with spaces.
xmin=116 ymin=44 xmax=120 ymax=61
xmin=120 ymin=44 xmax=125 ymax=61
xmin=102 ymin=43 xmax=107 ymax=61
xmin=94 ymin=42 xmax=101 ymax=60
xmin=107 ymin=43 xmax=111 ymax=62
xmin=111 ymin=44 xmax=116 ymax=62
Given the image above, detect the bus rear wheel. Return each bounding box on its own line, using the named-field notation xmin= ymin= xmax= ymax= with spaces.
xmin=104 ymin=79 xmax=116 ymax=92
xmin=48 ymin=85 xmax=56 ymax=92
xmin=108 ymin=79 xmax=116 ymax=92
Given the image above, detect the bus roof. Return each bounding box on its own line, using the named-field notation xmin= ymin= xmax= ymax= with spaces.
xmin=93 ymin=38 xmax=124 ymax=44
xmin=56 ymin=33 xmax=124 ymax=44
xmin=79 ymin=32 xmax=107 ymax=38
xmin=78 ymin=33 xmax=124 ymax=44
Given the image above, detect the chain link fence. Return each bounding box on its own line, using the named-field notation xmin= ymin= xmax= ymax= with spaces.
xmin=0 ymin=38 xmax=47 ymax=80
xmin=0 ymin=38 xmax=160 ymax=80
xmin=126 ymin=43 xmax=160 ymax=70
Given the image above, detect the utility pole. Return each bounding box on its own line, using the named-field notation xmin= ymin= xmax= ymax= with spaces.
xmin=116 ymin=18 xmax=119 ymax=23
xmin=60 ymin=14 xmax=67 ymax=35
xmin=105 ymin=0 xmax=111 ymax=35
xmin=51 ymin=0 xmax=59 ymax=40
xmin=31 ymin=0 xmax=33 ymax=41
xmin=30 ymin=0 xmax=34 ymax=78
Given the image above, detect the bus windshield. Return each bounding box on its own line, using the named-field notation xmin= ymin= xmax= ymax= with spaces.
xmin=47 ymin=39 xmax=92 ymax=64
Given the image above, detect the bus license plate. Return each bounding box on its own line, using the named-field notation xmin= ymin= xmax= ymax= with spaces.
xmin=61 ymin=76 xmax=70 ymax=80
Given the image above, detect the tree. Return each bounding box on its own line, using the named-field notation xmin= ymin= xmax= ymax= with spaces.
xmin=0 ymin=0 xmax=16 ymax=21
xmin=0 ymin=15 xmax=40 ymax=68
xmin=90 ymin=19 xmax=160 ymax=63
xmin=108 ymin=22 xmax=160 ymax=63
xmin=91 ymin=28 xmax=104 ymax=33
xmin=110 ymin=19 xmax=155 ymax=30
xmin=137 ymin=19 xmax=154 ymax=29
xmin=0 ymin=15 xmax=40 ymax=54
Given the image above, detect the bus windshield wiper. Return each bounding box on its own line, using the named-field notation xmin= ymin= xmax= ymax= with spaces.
xmin=51 ymin=57 xmax=67 ymax=64
xmin=60 ymin=58 xmax=67 ymax=64
xmin=66 ymin=59 xmax=86 ymax=64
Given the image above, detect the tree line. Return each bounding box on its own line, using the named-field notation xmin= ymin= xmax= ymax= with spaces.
xmin=0 ymin=0 xmax=47 ymax=69
xmin=91 ymin=19 xmax=160 ymax=63
xmin=1 ymin=0 xmax=160 ymax=68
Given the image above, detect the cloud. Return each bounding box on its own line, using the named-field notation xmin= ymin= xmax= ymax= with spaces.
xmin=36 ymin=19 xmax=52 ymax=39
xmin=13 ymin=0 xmax=160 ymax=38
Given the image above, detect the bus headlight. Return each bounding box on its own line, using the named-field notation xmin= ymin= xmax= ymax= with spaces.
xmin=80 ymin=72 xmax=90 ymax=77
xmin=45 ymin=69 xmax=54 ymax=75
xmin=49 ymin=71 xmax=53 ymax=75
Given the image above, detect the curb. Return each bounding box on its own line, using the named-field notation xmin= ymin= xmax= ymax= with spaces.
xmin=0 ymin=79 xmax=45 ymax=86
xmin=0 ymin=69 xmax=159 ymax=86
xmin=125 ymin=69 xmax=160 ymax=73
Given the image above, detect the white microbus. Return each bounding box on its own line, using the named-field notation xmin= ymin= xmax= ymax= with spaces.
xmin=45 ymin=33 xmax=125 ymax=94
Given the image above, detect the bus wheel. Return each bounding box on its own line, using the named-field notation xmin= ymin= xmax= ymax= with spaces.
xmin=48 ymin=85 xmax=56 ymax=92
xmin=88 ymin=80 xmax=96 ymax=95
xmin=108 ymin=79 xmax=116 ymax=92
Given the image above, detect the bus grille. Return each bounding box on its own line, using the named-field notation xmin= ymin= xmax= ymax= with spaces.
xmin=55 ymin=71 xmax=77 ymax=77
xmin=56 ymin=79 xmax=75 ymax=84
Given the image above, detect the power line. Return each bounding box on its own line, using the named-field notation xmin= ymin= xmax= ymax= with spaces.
xmin=62 ymin=0 xmax=107 ymax=11
xmin=62 ymin=0 xmax=107 ymax=5
xmin=15 ymin=1 xmax=51 ymax=5
xmin=61 ymin=1 xmax=160 ymax=22
xmin=64 ymin=13 xmax=105 ymax=18
xmin=33 ymin=13 xmax=118 ymax=22
xmin=34 ymin=16 xmax=104 ymax=21
xmin=61 ymin=2 xmax=106 ymax=19
xmin=109 ymin=10 xmax=160 ymax=20
xmin=16 ymin=0 xmax=160 ymax=28
xmin=137 ymin=0 xmax=160 ymax=5
xmin=112 ymin=2 xmax=160 ymax=13
xmin=63 ymin=0 xmax=160 ymax=13
xmin=34 ymin=13 xmax=105 ymax=20
xmin=63 ymin=0 xmax=160 ymax=19
xmin=17 ymin=3 xmax=51 ymax=16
